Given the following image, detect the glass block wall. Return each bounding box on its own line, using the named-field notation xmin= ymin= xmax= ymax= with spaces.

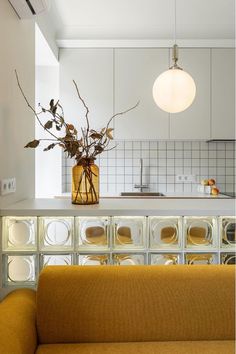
xmin=1 ymin=215 xmax=235 ymax=288
xmin=62 ymin=140 xmax=235 ymax=195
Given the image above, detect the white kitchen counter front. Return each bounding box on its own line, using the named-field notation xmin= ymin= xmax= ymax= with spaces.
xmin=0 ymin=197 xmax=235 ymax=216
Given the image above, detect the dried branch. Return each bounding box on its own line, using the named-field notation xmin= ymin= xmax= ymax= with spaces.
xmin=73 ymin=80 xmax=90 ymax=132
xmin=15 ymin=70 xmax=59 ymax=141
xmin=106 ymin=100 xmax=140 ymax=128
xmin=16 ymin=71 xmax=139 ymax=162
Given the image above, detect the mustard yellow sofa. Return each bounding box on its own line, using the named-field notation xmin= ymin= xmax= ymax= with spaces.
xmin=0 ymin=265 xmax=235 ymax=354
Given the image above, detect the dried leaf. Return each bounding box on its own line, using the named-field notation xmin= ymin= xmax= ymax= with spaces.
xmin=94 ymin=145 xmax=104 ymax=153
xmin=25 ymin=140 xmax=40 ymax=148
xmin=90 ymin=132 xmax=103 ymax=140
xmin=49 ymin=99 xmax=54 ymax=109
xmin=106 ymin=128 xmax=114 ymax=140
xmin=67 ymin=124 xmax=75 ymax=131
xmin=44 ymin=120 xmax=53 ymax=129
xmin=44 ymin=143 xmax=56 ymax=151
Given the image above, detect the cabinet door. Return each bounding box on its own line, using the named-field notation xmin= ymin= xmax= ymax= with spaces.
xmin=60 ymin=49 xmax=113 ymax=131
xmin=211 ymin=49 xmax=235 ymax=139
xmin=114 ymin=49 xmax=169 ymax=140
xmin=170 ymin=49 xmax=211 ymax=140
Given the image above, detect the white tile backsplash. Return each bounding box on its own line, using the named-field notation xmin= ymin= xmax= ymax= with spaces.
xmin=62 ymin=140 xmax=235 ymax=194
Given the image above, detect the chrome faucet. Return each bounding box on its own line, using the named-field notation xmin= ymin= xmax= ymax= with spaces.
xmin=134 ymin=158 xmax=148 ymax=192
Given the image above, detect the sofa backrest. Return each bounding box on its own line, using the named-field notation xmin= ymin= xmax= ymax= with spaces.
xmin=36 ymin=265 xmax=235 ymax=344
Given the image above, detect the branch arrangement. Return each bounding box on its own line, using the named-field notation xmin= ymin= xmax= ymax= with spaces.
xmin=15 ymin=70 xmax=139 ymax=163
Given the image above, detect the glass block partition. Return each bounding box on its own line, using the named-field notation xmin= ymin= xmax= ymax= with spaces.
xmin=1 ymin=215 xmax=235 ymax=288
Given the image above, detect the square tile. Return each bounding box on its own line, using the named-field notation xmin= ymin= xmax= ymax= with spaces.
xmin=192 ymin=150 xmax=200 ymax=158
xmin=175 ymin=141 xmax=183 ymax=150
xmin=192 ymin=141 xmax=200 ymax=150
xmin=167 ymin=141 xmax=175 ymax=149
xmin=150 ymin=141 xmax=158 ymax=149
xmin=175 ymin=150 xmax=183 ymax=158
xmin=133 ymin=141 xmax=141 ymax=149
xmin=142 ymin=141 xmax=149 ymax=150
xmin=167 ymin=150 xmax=175 ymax=158
xmin=158 ymin=141 xmax=166 ymax=150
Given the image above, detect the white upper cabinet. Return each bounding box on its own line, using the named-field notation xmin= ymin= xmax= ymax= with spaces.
xmin=170 ymin=49 xmax=211 ymax=140
xmin=59 ymin=49 xmax=113 ymax=131
xmin=114 ymin=49 xmax=170 ymax=140
xmin=211 ymin=49 xmax=235 ymax=139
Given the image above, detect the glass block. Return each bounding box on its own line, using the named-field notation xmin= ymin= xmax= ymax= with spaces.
xmin=113 ymin=253 xmax=145 ymax=265
xmin=184 ymin=217 xmax=217 ymax=248
xmin=220 ymin=217 xmax=236 ymax=248
xmin=39 ymin=217 xmax=74 ymax=250
xmin=113 ymin=217 xmax=146 ymax=249
xmin=221 ymin=253 xmax=236 ymax=265
xmin=5 ymin=255 xmax=36 ymax=285
xmin=149 ymin=217 xmax=181 ymax=249
xmin=77 ymin=217 xmax=109 ymax=249
xmin=150 ymin=253 xmax=180 ymax=265
xmin=78 ymin=254 xmax=109 ymax=265
xmin=41 ymin=254 xmax=73 ymax=268
xmin=2 ymin=217 xmax=37 ymax=251
xmin=185 ymin=253 xmax=217 ymax=265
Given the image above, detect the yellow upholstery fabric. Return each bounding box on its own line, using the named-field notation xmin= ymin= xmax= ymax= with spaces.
xmin=0 ymin=289 xmax=37 ymax=354
xmin=36 ymin=265 xmax=235 ymax=344
xmin=36 ymin=341 xmax=235 ymax=354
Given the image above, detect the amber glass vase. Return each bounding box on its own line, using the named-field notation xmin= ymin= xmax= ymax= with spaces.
xmin=72 ymin=158 xmax=99 ymax=205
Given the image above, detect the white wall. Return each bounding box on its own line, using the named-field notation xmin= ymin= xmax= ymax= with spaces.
xmin=35 ymin=66 xmax=61 ymax=198
xmin=0 ymin=1 xmax=35 ymax=209
xmin=0 ymin=0 xmax=35 ymax=299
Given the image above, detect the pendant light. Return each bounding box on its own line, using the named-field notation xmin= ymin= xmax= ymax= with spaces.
xmin=152 ymin=0 xmax=196 ymax=114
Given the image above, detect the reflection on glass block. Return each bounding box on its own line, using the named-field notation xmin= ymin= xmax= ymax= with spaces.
xmin=221 ymin=217 xmax=236 ymax=247
xmin=41 ymin=254 xmax=73 ymax=268
xmin=113 ymin=217 xmax=146 ymax=249
xmin=77 ymin=217 xmax=109 ymax=249
xmin=221 ymin=253 xmax=236 ymax=265
xmin=6 ymin=255 xmax=36 ymax=284
xmin=185 ymin=253 xmax=216 ymax=265
xmin=184 ymin=217 xmax=217 ymax=248
xmin=149 ymin=217 xmax=181 ymax=249
xmin=113 ymin=253 xmax=145 ymax=265
xmin=39 ymin=217 xmax=74 ymax=250
xmin=2 ymin=217 xmax=37 ymax=251
xmin=150 ymin=253 xmax=180 ymax=265
xmin=78 ymin=254 xmax=109 ymax=265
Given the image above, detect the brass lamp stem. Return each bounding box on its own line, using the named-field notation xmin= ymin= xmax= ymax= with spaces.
xmin=170 ymin=44 xmax=183 ymax=70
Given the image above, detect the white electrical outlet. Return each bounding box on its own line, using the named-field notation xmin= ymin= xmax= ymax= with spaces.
xmin=0 ymin=178 xmax=16 ymax=195
xmin=176 ymin=175 xmax=196 ymax=183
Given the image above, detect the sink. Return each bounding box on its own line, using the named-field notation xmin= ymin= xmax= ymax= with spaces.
xmin=120 ymin=192 xmax=165 ymax=197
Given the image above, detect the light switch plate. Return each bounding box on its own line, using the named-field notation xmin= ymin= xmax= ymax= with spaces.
xmin=0 ymin=178 xmax=16 ymax=195
xmin=176 ymin=175 xmax=196 ymax=183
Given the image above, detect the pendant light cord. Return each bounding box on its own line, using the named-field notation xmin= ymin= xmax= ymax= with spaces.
xmin=174 ymin=0 xmax=177 ymax=45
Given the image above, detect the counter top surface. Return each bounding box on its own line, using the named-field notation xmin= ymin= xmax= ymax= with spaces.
xmin=56 ymin=192 xmax=232 ymax=199
xmin=0 ymin=197 xmax=235 ymax=216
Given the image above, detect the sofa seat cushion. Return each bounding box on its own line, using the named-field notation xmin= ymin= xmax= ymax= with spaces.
xmin=36 ymin=340 xmax=235 ymax=354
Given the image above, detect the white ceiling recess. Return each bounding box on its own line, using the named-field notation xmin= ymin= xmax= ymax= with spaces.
xmin=49 ymin=0 xmax=235 ymax=48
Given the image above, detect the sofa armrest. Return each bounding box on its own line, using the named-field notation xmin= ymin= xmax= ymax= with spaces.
xmin=0 ymin=289 xmax=37 ymax=354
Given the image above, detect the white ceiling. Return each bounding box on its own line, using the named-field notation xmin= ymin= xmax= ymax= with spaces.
xmin=49 ymin=0 xmax=235 ymax=40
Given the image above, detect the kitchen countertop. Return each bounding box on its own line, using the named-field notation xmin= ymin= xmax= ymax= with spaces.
xmin=0 ymin=197 xmax=235 ymax=217
xmin=55 ymin=192 xmax=232 ymax=199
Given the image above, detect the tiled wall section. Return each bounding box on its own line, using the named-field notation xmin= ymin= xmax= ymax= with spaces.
xmin=62 ymin=141 xmax=235 ymax=195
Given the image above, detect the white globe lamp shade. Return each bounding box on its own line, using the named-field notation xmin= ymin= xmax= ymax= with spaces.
xmin=153 ymin=68 xmax=196 ymax=114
